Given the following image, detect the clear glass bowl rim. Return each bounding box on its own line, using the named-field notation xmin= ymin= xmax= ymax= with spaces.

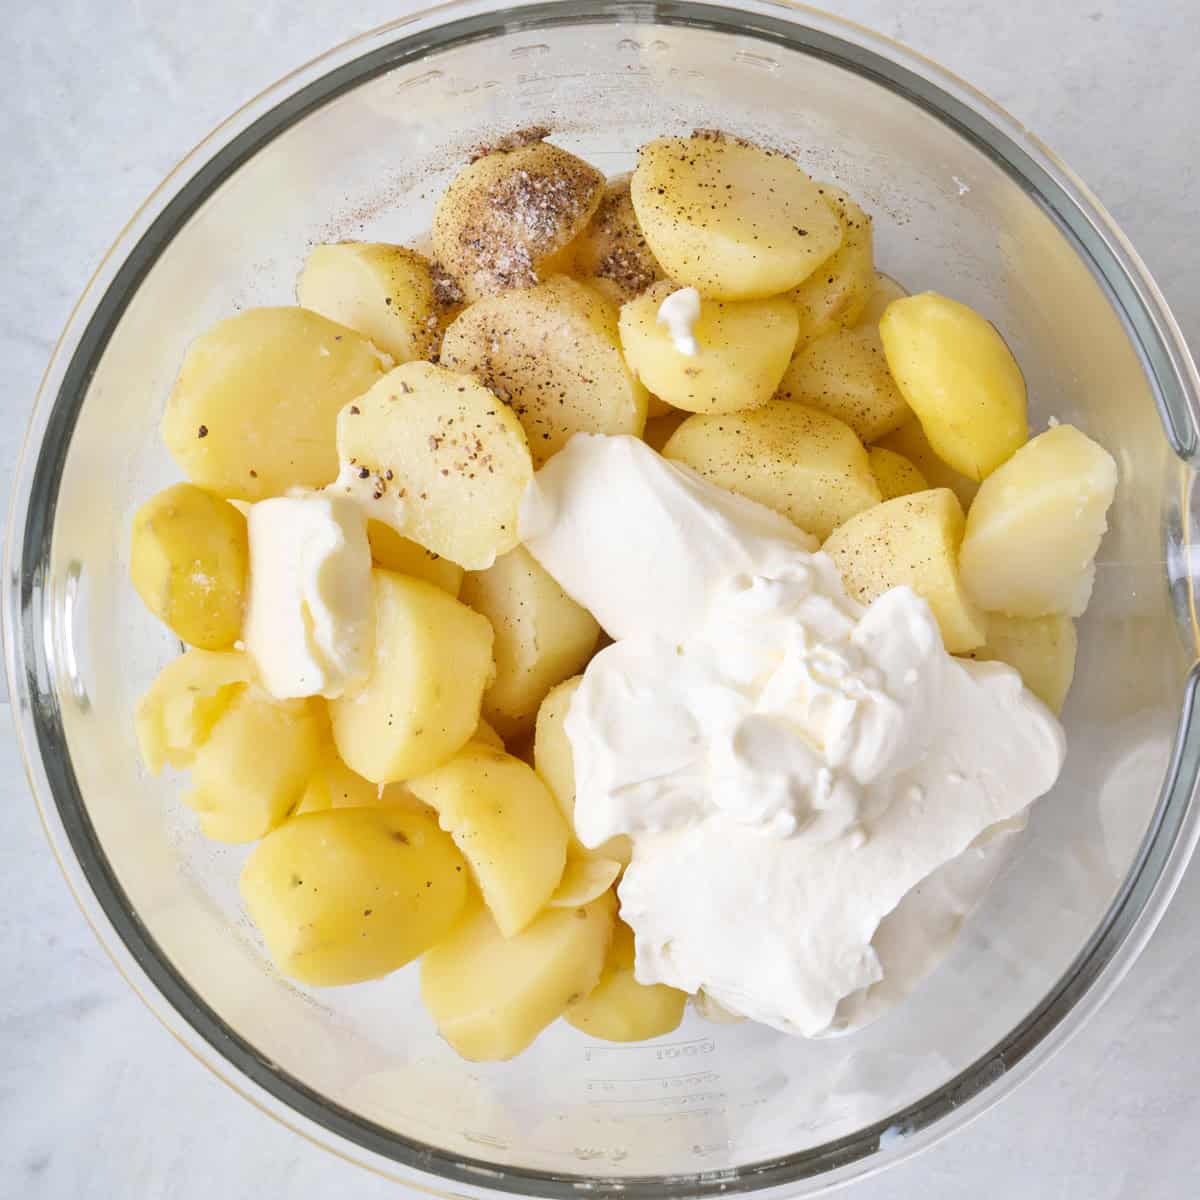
xmin=5 ymin=1 xmax=1200 ymax=1195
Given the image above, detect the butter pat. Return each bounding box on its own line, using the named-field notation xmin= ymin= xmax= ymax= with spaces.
xmin=244 ymin=492 xmax=373 ymax=699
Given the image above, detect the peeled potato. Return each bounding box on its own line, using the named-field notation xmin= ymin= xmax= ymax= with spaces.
xmin=241 ymin=806 xmax=468 ymax=986
xmin=959 ymin=424 xmax=1118 ymax=617
xmin=186 ymin=686 xmax=324 ymax=842
xmin=408 ymin=742 xmax=568 ymax=937
xmin=787 ymin=186 xmax=874 ymax=347
xmin=663 ymin=403 xmax=880 ymax=540
xmin=329 ymin=571 xmax=495 ymax=784
xmin=564 ymin=922 xmax=686 ymax=1042
xmin=619 ymin=281 xmax=798 ymax=415
xmin=642 ymin=407 xmax=689 ymax=453
xmin=630 ymin=133 xmax=844 ymax=299
xmin=472 ymin=718 xmax=505 ymax=751
xmin=874 ymin=418 xmax=979 ymax=508
xmin=548 ymin=857 xmax=622 ymax=908
xmin=294 ymin=744 xmax=381 ymax=815
xmin=333 ymin=361 xmax=532 ymax=571
xmin=421 ymin=892 xmax=615 ymax=1061
xmin=136 ymin=648 xmax=252 ymax=774
xmin=534 ymin=677 xmax=632 ymax=867
xmin=879 ymin=292 xmax=1028 ymax=480
xmin=163 ymin=307 xmax=386 ymax=501
xmin=823 ymin=488 xmax=987 ymax=653
xmin=130 ymin=484 xmax=248 ymax=650
xmin=868 ymin=446 xmax=928 ymax=500
xmin=367 ymin=521 xmax=463 ymax=596
xmin=776 ymin=325 xmax=910 ymax=442
xmin=964 ymin=613 xmax=1078 ymax=714
xmin=297 ymin=242 xmax=460 ymax=362
xmin=460 ymin=545 xmax=600 ymax=739
xmin=569 ymin=173 xmax=665 ymax=303
xmin=856 ymin=272 xmax=909 ymax=327
xmin=433 ymin=138 xmax=604 ymax=301
xmin=441 ymin=276 xmax=647 ymax=466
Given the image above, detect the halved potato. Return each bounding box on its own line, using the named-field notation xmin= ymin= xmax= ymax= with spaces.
xmin=874 ymin=418 xmax=979 ymax=508
xmin=163 ymin=307 xmax=386 ymax=501
xmin=367 ymin=521 xmax=463 ymax=596
xmin=959 ymin=424 xmax=1118 ymax=617
xmin=867 ymin=446 xmax=928 ymax=501
xmin=294 ymin=744 xmax=380 ymax=815
xmin=619 ymin=281 xmax=798 ymax=415
xmin=630 ymin=133 xmax=844 ymax=299
xmin=856 ymin=271 xmax=908 ymax=327
xmin=432 ymin=138 xmax=604 ymax=301
xmin=408 ymin=742 xmax=568 ymax=937
xmin=641 ymin=407 xmax=689 ymax=453
xmin=421 ymin=892 xmax=615 ymax=1061
xmin=569 ymin=173 xmax=665 ymax=303
xmin=328 ymin=571 xmax=495 ymax=784
xmin=333 ymin=361 xmax=532 ymax=570
xmin=663 ymin=403 xmax=880 ymax=540
xmin=822 ymin=488 xmax=987 ymax=653
xmin=548 ymin=857 xmax=622 ymax=908
xmin=441 ymin=276 xmax=647 ymax=466
xmin=963 ymin=613 xmax=1078 ymax=714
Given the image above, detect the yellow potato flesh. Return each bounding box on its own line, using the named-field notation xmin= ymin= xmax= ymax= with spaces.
xmin=867 ymin=446 xmax=928 ymax=501
xmin=366 ymin=520 xmax=463 ymax=596
xmin=569 ymin=173 xmax=665 ymax=302
xmin=874 ymin=418 xmax=979 ymax=508
xmin=856 ymin=272 xmax=909 ymax=327
xmin=964 ymin=613 xmax=1077 ymax=714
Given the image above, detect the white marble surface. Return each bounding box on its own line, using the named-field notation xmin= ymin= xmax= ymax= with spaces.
xmin=2 ymin=1 xmax=1199 ymax=1196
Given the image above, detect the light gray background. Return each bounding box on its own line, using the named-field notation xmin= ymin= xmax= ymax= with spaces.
xmin=2 ymin=1 xmax=1198 ymax=1196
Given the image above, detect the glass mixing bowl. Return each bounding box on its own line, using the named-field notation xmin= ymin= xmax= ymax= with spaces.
xmin=7 ymin=0 xmax=1200 ymax=1193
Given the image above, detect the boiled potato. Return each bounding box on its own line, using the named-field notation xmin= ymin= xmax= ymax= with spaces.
xmin=959 ymin=424 xmax=1118 ymax=617
xmin=663 ymin=403 xmax=880 ymax=540
xmin=241 ymin=806 xmax=468 ymax=986
xmin=868 ymin=446 xmax=928 ymax=500
xmin=879 ymin=292 xmax=1028 ymax=480
xmin=857 ymin=272 xmax=908 ymax=327
xmin=432 ymin=138 xmax=604 ymax=301
xmin=130 ymin=483 xmax=248 ymax=650
xmin=569 ymin=173 xmax=665 ymax=303
xmin=163 ymin=307 xmax=386 ymax=501
xmin=874 ymin=418 xmax=979 ymax=508
xmin=367 ymin=521 xmax=463 ymax=596
xmin=294 ymin=744 xmax=380 ymax=815
xmin=136 ymin=648 xmax=252 ymax=774
xmin=459 ymin=546 xmax=600 ymax=739
xmin=775 ymin=325 xmax=910 ymax=442
xmin=642 ymin=407 xmax=689 ymax=453
xmin=630 ymin=133 xmax=844 ymax=299
xmin=549 ymin=856 xmax=622 ymax=907
xmin=619 ymin=281 xmax=798 ymax=415
xmin=534 ymin=677 xmax=632 ymax=866
xmin=441 ymin=276 xmax=647 ymax=465
xmin=186 ymin=686 xmax=324 ymax=842
xmin=297 ymin=242 xmax=460 ymax=362
xmin=329 ymin=571 xmax=495 ymax=784
xmin=564 ymin=922 xmax=686 ymax=1042
xmin=787 ymin=186 xmax=874 ymax=347
xmin=964 ymin=613 xmax=1077 ymax=714
xmin=408 ymin=742 xmax=568 ymax=937
xmin=334 ymin=361 xmax=532 ymax=571
xmin=822 ymin=488 xmax=987 ymax=653
xmin=473 ymin=718 xmax=505 ymax=751
xmin=421 ymin=892 xmax=615 ymax=1061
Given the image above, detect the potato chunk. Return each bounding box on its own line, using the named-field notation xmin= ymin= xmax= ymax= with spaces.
xmin=663 ymin=403 xmax=880 ymax=540
xmin=775 ymin=325 xmax=910 ymax=442
xmin=564 ymin=923 xmax=686 ymax=1042
xmin=856 ymin=272 xmax=908 ymax=326
xmin=441 ymin=276 xmax=647 ymax=465
xmin=432 ymin=139 xmax=604 ymax=301
xmin=787 ymin=186 xmax=874 ymax=347
xmin=959 ymin=424 xmax=1118 ymax=617
xmin=329 ymin=571 xmax=495 ymax=784
xmin=619 ymin=281 xmax=798 ymax=415
xmin=294 ymin=744 xmax=380 ymax=815
xmin=130 ymin=484 xmax=248 ymax=650
xmin=569 ymin=173 xmax=665 ymax=303
xmin=460 ymin=546 xmax=600 ymax=739
xmin=163 ymin=307 xmax=385 ymax=501
xmin=534 ymin=677 xmax=632 ymax=866
xmin=630 ymin=134 xmax=844 ymax=299
xmin=964 ymin=614 xmax=1078 ymax=714
xmin=421 ymin=892 xmax=615 ymax=1061
xmin=868 ymin=446 xmax=928 ymax=501
xmin=874 ymin=418 xmax=979 ymax=508
xmin=186 ymin=686 xmax=324 ymax=842
xmin=408 ymin=743 xmax=568 ymax=937
xmin=241 ymin=807 xmax=468 ymax=986
xmin=822 ymin=488 xmax=987 ymax=653
xmin=366 ymin=521 xmax=463 ymax=596
xmin=297 ymin=242 xmax=459 ymax=362
xmin=136 ymin=648 xmax=252 ymax=774
xmin=549 ymin=857 xmax=622 ymax=908
xmin=333 ymin=361 xmax=532 ymax=570
xmin=642 ymin=408 xmax=689 ymax=453
xmin=879 ymin=292 xmax=1028 ymax=480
